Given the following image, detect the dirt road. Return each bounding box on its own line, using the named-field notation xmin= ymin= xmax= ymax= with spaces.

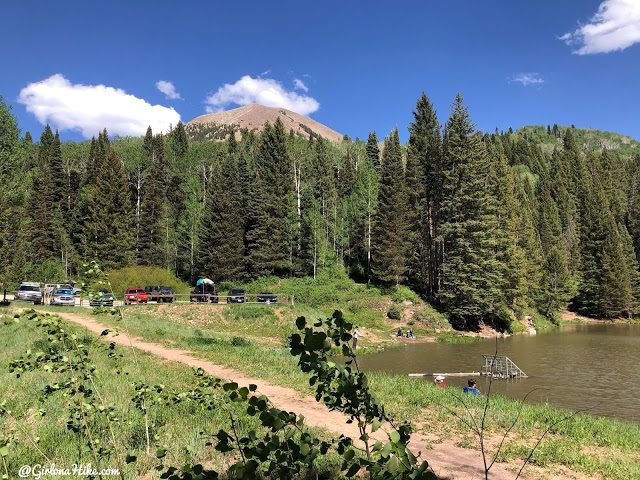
xmin=55 ymin=311 xmax=578 ymax=480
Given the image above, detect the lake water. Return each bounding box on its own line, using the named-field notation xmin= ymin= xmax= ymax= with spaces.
xmin=357 ymin=323 xmax=640 ymax=423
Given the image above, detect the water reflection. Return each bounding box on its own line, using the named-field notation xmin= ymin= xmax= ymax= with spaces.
xmin=357 ymin=323 xmax=640 ymax=423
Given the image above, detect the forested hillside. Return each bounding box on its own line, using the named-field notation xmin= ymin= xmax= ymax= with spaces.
xmin=2 ymin=92 xmax=640 ymax=323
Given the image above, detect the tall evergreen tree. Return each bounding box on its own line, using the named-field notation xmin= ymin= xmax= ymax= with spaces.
xmin=438 ymin=94 xmax=501 ymax=325
xmin=245 ymin=118 xmax=293 ymax=276
xmin=365 ymin=132 xmax=380 ymax=169
xmin=83 ymin=149 xmax=133 ymax=269
xmin=196 ymin=155 xmax=244 ymax=281
xmin=371 ymin=129 xmax=411 ymax=285
xmin=406 ymin=92 xmax=441 ymax=294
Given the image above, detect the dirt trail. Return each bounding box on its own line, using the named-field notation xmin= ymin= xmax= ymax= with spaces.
xmin=56 ymin=311 xmax=572 ymax=480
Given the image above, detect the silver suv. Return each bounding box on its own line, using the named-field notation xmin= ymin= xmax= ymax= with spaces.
xmin=14 ymin=282 xmax=43 ymax=304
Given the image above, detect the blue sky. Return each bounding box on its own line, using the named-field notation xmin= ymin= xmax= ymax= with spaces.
xmin=1 ymin=0 xmax=639 ymax=143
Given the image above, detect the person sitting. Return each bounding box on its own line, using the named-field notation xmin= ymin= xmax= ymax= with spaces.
xmin=397 ymin=328 xmax=403 ymax=337
xmin=434 ymin=375 xmax=445 ymax=388
xmin=407 ymin=328 xmax=415 ymax=339
xmin=463 ymin=378 xmax=480 ymax=395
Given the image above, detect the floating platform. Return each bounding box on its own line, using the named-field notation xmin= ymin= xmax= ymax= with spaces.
xmin=409 ymin=355 xmax=527 ymax=379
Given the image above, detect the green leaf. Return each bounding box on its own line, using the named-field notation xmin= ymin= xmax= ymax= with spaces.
xmin=155 ymin=448 xmax=166 ymax=459
xmin=343 ymin=449 xmax=355 ymax=461
xmin=371 ymin=419 xmax=382 ymax=432
xmin=125 ymin=454 xmax=137 ymax=464
xmin=300 ymin=443 xmax=310 ymax=455
xmin=223 ymin=382 xmax=238 ymax=392
xmin=296 ymin=317 xmax=306 ymax=330
xmin=389 ymin=431 xmax=400 ymax=443
xmin=345 ymin=463 xmax=360 ymax=477
xmin=387 ymin=456 xmax=398 ymax=473
xmin=0 ymin=445 xmax=9 ymax=457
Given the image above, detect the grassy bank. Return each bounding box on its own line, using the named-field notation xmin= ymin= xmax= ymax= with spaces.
xmin=0 ymin=307 xmax=343 ymax=479
xmin=23 ymin=303 xmax=640 ymax=479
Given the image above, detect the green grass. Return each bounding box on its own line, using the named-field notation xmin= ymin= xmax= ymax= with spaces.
xmin=0 ymin=310 xmax=343 ymax=479
xmin=8 ymin=305 xmax=640 ymax=478
xmin=77 ymin=305 xmax=640 ymax=479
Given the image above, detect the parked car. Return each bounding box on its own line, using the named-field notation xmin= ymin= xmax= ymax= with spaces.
xmin=51 ymin=288 xmax=75 ymax=306
xmin=90 ymin=289 xmax=114 ymax=307
xmin=14 ymin=282 xmax=42 ymax=304
xmin=145 ymin=285 xmax=176 ymax=303
xmin=124 ymin=287 xmax=149 ymax=304
xmin=189 ymin=284 xmax=218 ymax=303
xmin=257 ymin=292 xmax=278 ymax=304
xmin=226 ymin=289 xmax=246 ymax=303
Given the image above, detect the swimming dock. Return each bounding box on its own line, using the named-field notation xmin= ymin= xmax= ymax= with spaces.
xmin=409 ymin=354 xmax=527 ymax=379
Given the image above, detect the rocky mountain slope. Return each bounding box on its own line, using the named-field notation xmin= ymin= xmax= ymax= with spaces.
xmin=186 ymin=103 xmax=343 ymax=142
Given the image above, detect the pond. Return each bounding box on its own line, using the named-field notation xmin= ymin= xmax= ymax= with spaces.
xmin=357 ymin=323 xmax=640 ymax=423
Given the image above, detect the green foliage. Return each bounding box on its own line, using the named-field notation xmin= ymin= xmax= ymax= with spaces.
xmin=105 ymin=266 xmax=190 ymax=296
xmin=438 ymin=94 xmax=502 ymax=326
xmin=391 ymin=285 xmax=420 ymax=304
xmin=412 ymin=305 xmax=449 ymax=330
xmin=230 ymin=336 xmax=251 ymax=347
xmin=372 ymin=129 xmax=412 ymax=285
xmin=289 ymin=311 xmax=435 ymax=479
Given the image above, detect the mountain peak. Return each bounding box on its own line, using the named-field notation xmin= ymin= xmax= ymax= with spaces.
xmin=186 ymin=104 xmax=343 ymax=142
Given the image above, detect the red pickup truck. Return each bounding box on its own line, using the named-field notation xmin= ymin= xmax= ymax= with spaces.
xmin=124 ymin=287 xmax=149 ymax=304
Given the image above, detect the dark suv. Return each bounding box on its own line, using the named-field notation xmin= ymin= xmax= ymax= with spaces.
xmin=145 ymin=285 xmax=176 ymax=303
xmin=226 ymin=289 xmax=246 ymax=303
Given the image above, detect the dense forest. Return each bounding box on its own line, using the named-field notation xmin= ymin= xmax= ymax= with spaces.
xmin=2 ymin=92 xmax=640 ymax=325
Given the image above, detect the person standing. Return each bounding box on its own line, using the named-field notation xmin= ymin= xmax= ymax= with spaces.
xmin=352 ymin=326 xmax=363 ymax=349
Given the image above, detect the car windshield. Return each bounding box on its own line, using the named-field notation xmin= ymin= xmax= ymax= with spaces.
xmin=55 ymin=290 xmax=72 ymax=295
xmin=19 ymin=285 xmax=39 ymax=292
xmin=230 ymin=289 xmax=245 ymax=295
xmin=130 ymin=289 xmax=144 ymax=293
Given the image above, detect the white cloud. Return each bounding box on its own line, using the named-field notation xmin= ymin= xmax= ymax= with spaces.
xmin=561 ymin=0 xmax=640 ymax=54
xmin=156 ymin=80 xmax=182 ymax=100
xmin=293 ymin=78 xmax=309 ymax=92
xmin=18 ymin=74 xmax=180 ymax=138
xmin=205 ymin=75 xmax=319 ymax=115
xmin=509 ymin=73 xmax=544 ymax=86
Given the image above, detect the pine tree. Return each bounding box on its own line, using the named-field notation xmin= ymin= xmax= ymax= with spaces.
xmin=138 ymin=143 xmax=166 ymax=265
xmin=619 ymin=223 xmax=640 ymax=317
xmin=488 ymin=139 xmax=537 ymax=311
xmin=30 ymin=162 xmax=57 ymax=263
xmin=196 ymin=155 xmax=244 ymax=281
xmin=406 ymin=92 xmax=441 ymax=294
xmin=245 ymin=118 xmax=293 ymax=276
xmin=366 ymin=132 xmax=380 ymax=169
xmin=438 ymin=94 xmax=501 ymax=326
xmin=541 ymin=246 xmax=574 ymax=316
xmin=83 ymin=149 xmax=133 ymax=269
xmin=50 ymin=130 xmax=65 ymax=204
xmin=170 ymin=121 xmax=189 ymax=159
xmin=371 ymin=129 xmax=411 ymax=285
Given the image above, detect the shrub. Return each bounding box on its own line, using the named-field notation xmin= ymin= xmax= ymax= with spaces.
xmin=105 ymin=266 xmax=190 ymax=296
xmin=230 ymin=336 xmax=251 ymax=347
xmin=387 ymin=305 xmax=401 ymax=320
xmin=391 ymin=285 xmax=420 ymax=304
xmin=413 ymin=305 xmax=449 ymax=329
xmin=492 ymin=305 xmax=514 ymax=333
